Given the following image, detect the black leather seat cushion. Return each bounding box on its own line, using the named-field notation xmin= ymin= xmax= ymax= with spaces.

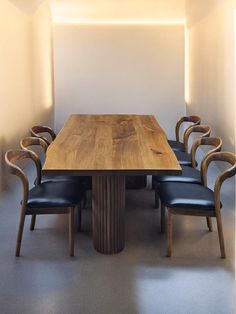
xmin=82 ymin=176 xmax=92 ymax=190
xmin=153 ymin=166 xmax=201 ymax=184
xmin=159 ymin=182 xmax=219 ymax=210
xmin=27 ymin=181 xmax=85 ymax=208
xmin=42 ymin=175 xmax=92 ymax=190
xmin=174 ymin=151 xmax=193 ymax=166
xmin=126 ymin=176 xmax=147 ymax=189
xmin=168 ymin=140 xmax=185 ymax=152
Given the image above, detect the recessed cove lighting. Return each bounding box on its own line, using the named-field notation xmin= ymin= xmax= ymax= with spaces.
xmin=52 ymin=19 xmax=186 ymax=26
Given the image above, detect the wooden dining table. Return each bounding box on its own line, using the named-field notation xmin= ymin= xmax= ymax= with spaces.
xmin=43 ymin=114 xmax=181 ymax=254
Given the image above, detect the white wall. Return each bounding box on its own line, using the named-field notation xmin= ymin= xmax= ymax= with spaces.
xmin=186 ymin=0 xmax=236 ymax=152
xmin=0 ymin=1 xmax=32 ymax=141
xmin=53 ymin=24 xmax=185 ymax=137
xmin=0 ymin=0 xmax=54 ymax=191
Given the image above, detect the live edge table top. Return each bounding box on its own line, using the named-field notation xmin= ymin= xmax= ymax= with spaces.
xmin=42 ymin=114 xmax=182 ymax=176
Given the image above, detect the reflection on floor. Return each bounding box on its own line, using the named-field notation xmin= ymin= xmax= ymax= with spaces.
xmin=0 ymin=175 xmax=235 ymax=314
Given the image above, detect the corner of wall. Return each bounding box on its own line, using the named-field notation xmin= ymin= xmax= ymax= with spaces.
xmin=0 ymin=0 xmax=54 ymax=192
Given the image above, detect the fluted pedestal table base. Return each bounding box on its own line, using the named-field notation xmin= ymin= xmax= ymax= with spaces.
xmin=92 ymin=175 xmax=125 ymax=254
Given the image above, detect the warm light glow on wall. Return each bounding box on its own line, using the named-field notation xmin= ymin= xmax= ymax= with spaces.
xmin=43 ymin=50 xmax=53 ymax=109
xmin=185 ymin=26 xmax=190 ymax=106
xmin=234 ymin=10 xmax=236 ymax=151
xmin=42 ymin=33 xmax=53 ymax=110
xmin=184 ymin=25 xmax=190 ymax=107
xmin=32 ymin=2 xmax=54 ymax=111
xmin=52 ymin=19 xmax=185 ymax=26
xmin=50 ymin=0 xmax=186 ymax=27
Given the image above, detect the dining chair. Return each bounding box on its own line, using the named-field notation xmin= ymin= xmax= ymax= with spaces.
xmin=153 ymin=137 xmax=223 ymax=222
xmin=126 ymin=176 xmax=147 ymax=189
xmin=158 ymin=152 xmax=236 ymax=258
xmin=20 ymin=137 xmax=84 ymax=185
xmin=20 ymin=136 xmax=87 ymax=230
xmin=5 ymin=149 xmax=86 ymax=256
xmin=152 ymin=124 xmax=211 ymax=190
xmin=30 ymin=125 xmax=56 ymax=145
xmin=174 ymin=124 xmax=211 ymax=166
xmin=168 ymin=115 xmax=201 ymax=152
xmin=30 ymin=126 xmax=92 ymax=190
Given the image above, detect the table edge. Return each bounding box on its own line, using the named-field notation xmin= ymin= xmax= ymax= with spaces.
xmin=42 ymin=169 xmax=182 ymax=176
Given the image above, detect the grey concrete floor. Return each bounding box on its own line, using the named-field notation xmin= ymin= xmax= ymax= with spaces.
xmin=0 ymin=175 xmax=235 ymax=314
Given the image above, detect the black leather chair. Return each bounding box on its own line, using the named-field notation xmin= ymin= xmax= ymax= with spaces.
xmin=20 ymin=137 xmax=88 ymax=228
xmin=30 ymin=125 xmax=56 ymax=145
xmin=158 ymin=152 xmax=236 ymax=258
xmin=126 ymin=176 xmax=147 ymax=189
xmin=20 ymin=137 xmax=85 ymax=186
xmin=152 ymin=124 xmax=211 ymax=189
xmin=153 ymin=137 xmax=222 ymax=209
xmin=5 ymin=149 xmax=86 ymax=256
xmin=168 ymin=115 xmax=201 ymax=152
xmin=173 ymin=124 xmax=211 ymax=166
xmin=30 ymin=126 xmax=92 ymax=190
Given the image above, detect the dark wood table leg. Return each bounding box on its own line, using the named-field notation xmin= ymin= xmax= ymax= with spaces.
xmin=92 ymin=175 xmax=125 ymax=254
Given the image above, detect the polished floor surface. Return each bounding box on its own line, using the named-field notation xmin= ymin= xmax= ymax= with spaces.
xmin=0 ymin=173 xmax=235 ymax=314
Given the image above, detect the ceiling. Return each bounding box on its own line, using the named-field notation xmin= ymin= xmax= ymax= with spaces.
xmin=50 ymin=0 xmax=186 ymax=23
xmin=9 ymin=0 xmax=45 ymax=13
xmin=8 ymin=0 xmax=186 ymax=22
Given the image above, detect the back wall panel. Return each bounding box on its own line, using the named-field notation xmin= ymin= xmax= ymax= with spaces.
xmin=53 ymin=25 xmax=185 ymax=138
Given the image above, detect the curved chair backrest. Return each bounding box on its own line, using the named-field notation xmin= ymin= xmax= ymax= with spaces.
xmin=184 ymin=124 xmax=211 ymax=153
xmin=20 ymin=137 xmax=48 ymax=154
xmin=175 ymin=115 xmax=201 ymax=142
xmin=190 ymin=137 xmax=222 ymax=168
xmin=5 ymin=150 xmax=42 ymax=206
xmin=30 ymin=126 xmax=56 ymax=145
xmin=201 ymin=152 xmax=236 ymax=210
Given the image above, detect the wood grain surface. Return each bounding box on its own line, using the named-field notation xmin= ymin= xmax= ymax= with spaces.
xmin=43 ymin=115 xmax=181 ymax=175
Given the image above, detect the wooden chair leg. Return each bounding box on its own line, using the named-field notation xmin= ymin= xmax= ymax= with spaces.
xmin=155 ymin=186 xmax=159 ymax=209
xmin=206 ymin=217 xmax=213 ymax=232
xmin=30 ymin=215 xmax=36 ymax=231
xmin=83 ymin=192 xmax=87 ymax=209
xmin=167 ymin=209 xmax=172 ymax=257
xmin=215 ymin=212 xmax=226 ymax=258
xmin=69 ymin=208 xmax=75 ymax=257
xmin=16 ymin=211 xmax=26 ymax=257
xmin=77 ymin=204 xmax=82 ymax=232
xmin=160 ymin=203 xmax=166 ymax=233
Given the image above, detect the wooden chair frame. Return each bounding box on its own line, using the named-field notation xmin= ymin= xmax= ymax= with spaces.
xmin=175 ymin=115 xmax=201 ymax=143
xmin=20 ymin=136 xmax=49 ymax=189
xmin=20 ymin=137 xmax=83 ymax=232
xmin=183 ymin=124 xmax=211 ymax=153
xmin=30 ymin=126 xmax=56 ymax=146
xmin=5 ymin=149 xmax=77 ymax=257
xmin=163 ymin=152 xmax=236 ymax=258
xmin=20 ymin=136 xmax=49 ymax=155
xmin=155 ymin=136 xmax=221 ymax=211
xmin=191 ymin=136 xmax=222 ymax=168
